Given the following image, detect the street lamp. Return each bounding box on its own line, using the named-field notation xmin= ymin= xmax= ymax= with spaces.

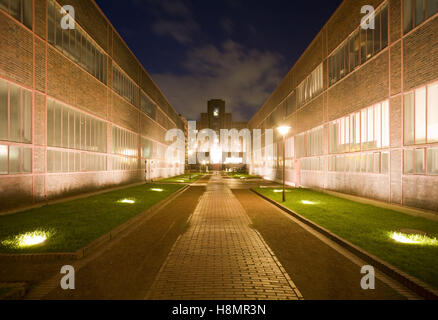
xmin=277 ymin=126 xmax=291 ymax=202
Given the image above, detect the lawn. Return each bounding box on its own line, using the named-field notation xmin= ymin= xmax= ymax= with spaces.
xmin=0 ymin=183 xmax=184 ymax=254
xmin=158 ymin=173 xmax=204 ymax=183
xmin=226 ymin=172 xmax=261 ymax=180
xmin=255 ymin=187 xmax=438 ymax=290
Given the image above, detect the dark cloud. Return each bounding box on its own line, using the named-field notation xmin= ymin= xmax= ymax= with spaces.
xmin=152 ymin=40 xmax=285 ymax=122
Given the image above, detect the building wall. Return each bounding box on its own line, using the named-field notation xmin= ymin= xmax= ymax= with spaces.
xmin=0 ymin=0 xmax=184 ymax=211
xmin=249 ymin=0 xmax=438 ymax=212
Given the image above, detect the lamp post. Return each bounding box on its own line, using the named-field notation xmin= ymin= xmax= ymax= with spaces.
xmin=277 ymin=126 xmax=291 ymax=202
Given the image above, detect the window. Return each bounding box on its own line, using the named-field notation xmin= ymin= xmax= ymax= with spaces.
xmin=330 ymin=100 xmax=389 ymax=154
xmin=330 ymin=4 xmax=388 ymax=86
xmin=297 ymin=64 xmax=323 ymax=106
xmin=0 ymin=0 xmax=32 ymax=29
xmin=141 ymin=137 xmax=154 ymax=159
xmin=404 ymin=0 xmax=438 ymax=33
xmin=47 ymin=99 xmax=107 ymax=153
xmin=404 ymin=148 xmax=427 ymax=174
xmin=404 ymin=81 xmax=438 ymax=145
xmin=0 ymin=144 xmax=31 ymax=175
xmin=427 ymin=148 xmax=438 ymax=174
xmin=47 ymin=0 xmax=107 ymax=84
xmin=112 ymin=126 xmax=138 ymax=158
xmin=0 ymin=78 xmax=32 ymax=144
xmin=113 ymin=66 xmax=136 ymax=105
xmin=141 ymin=92 xmax=156 ymax=119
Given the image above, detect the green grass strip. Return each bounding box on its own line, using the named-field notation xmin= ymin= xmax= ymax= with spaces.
xmin=256 ymin=187 xmax=438 ymax=290
xmin=0 ymin=183 xmax=184 ymax=254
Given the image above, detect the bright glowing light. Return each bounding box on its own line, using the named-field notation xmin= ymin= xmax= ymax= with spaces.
xmin=301 ymin=200 xmax=316 ymax=205
xmin=277 ymin=126 xmax=291 ymax=136
xmin=273 ymin=189 xmax=291 ymax=193
xmin=2 ymin=231 xmax=49 ymax=248
xmin=390 ymin=232 xmax=438 ymax=245
xmin=118 ymin=199 xmax=135 ymax=204
xmin=151 ymin=188 xmax=164 ymax=192
xmin=177 ymin=180 xmax=185 ymax=182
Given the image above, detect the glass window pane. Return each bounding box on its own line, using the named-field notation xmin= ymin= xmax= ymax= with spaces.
xmin=427 ymin=148 xmax=438 ymax=174
xmin=382 ymin=101 xmax=390 ymax=147
xmin=367 ymin=107 xmax=374 ymax=143
xmin=0 ymin=145 xmax=8 ymax=174
xmin=62 ymin=107 xmax=68 ymax=148
xmin=415 ymin=87 xmax=427 ymax=144
xmin=47 ymin=150 xmax=54 ymax=173
xmin=22 ymin=147 xmax=31 ymax=173
xmin=374 ymin=153 xmax=381 ymax=173
xmin=54 ymin=150 xmax=61 ymax=172
xmin=415 ymin=148 xmax=425 ymax=173
xmin=404 ymin=149 xmax=414 ymax=174
xmin=381 ymin=5 xmax=388 ymax=48
xmin=69 ymin=110 xmax=74 ymax=148
xmin=404 ymin=0 xmax=413 ymax=33
xmin=0 ymin=80 xmax=7 ymax=140
xmin=22 ymin=89 xmax=32 ymax=143
xmin=47 ymin=100 xmax=54 ymax=146
xmin=361 ymin=109 xmax=367 ymax=147
xmin=75 ymin=111 xmax=80 ymax=149
xmin=9 ymin=85 xmax=20 ymax=142
xmin=62 ymin=151 xmax=68 ymax=172
xmin=9 ymin=146 xmax=20 ymax=173
xmin=427 ymin=82 xmax=438 ymax=142
xmin=373 ymin=10 xmax=381 ymax=54
xmin=23 ymin=0 xmax=32 ymax=29
xmin=382 ymin=152 xmax=389 ymax=174
xmin=10 ymin=0 xmax=20 ymax=20
xmin=428 ymin=0 xmax=438 ymax=16
xmin=55 ymin=102 xmax=62 ymax=147
xmin=367 ymin=153 xmax=374 ymax=173
xmin=415 ymin=0 xmax=426 ymax=26
xmin=55 ymin=6 xmax=62 ymax=49
xmin=48 ymin=1 xmax=55 ymax=44
xmin=375 ymin=104 xmax=381 ymax=148
xmin=0 ymin=0 xmax=8 ymax=12
xmin=404 ymin=92 xmax=415 ymax=145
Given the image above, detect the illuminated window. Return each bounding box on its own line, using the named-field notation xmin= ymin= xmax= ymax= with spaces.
xmin=404 ymin=81 xmax=438 ymax=145
xmin=404 ymin=0 xmax=438 ymax=33
xmin=113 ymin=66 xmax=136 ymax=105
xmin=297 ymin=64 xmax=323 ymax=106
xmin=427 ymin=148 xmax=438 ymax=175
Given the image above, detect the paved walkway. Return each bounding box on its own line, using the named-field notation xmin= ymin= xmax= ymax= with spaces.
xmin=146 ymin=174 xmax=302 ymax=300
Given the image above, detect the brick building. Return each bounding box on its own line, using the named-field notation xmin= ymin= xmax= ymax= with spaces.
xmin=0 ymin=0 xmax=185 ymax=211
xmin=197 ymin=99 xmax=247 ymax=132
xmin=249 ymin=0 xmax=438 ymax=212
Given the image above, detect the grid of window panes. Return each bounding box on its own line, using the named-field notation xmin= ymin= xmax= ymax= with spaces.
xmin=0 ymin=145 xmax=31 ymax=175
xmin=47 ymin=150 xmax=106 ymax=173
xmin=47 ymin=0 xmax=107 ymax=84
xmin=0 ymin=0 xmax=32 ymax=29
xmin=404 ymin=0 xmax=438 ymax=33
xmin=112 ymin=156 xmax=138 ymax=171
xmin=295 ymin=126 xmax=324 ymax=159
xmin=141 ymin=137 xmax=154 ymax=159
xmin=112 ymin=126 xmax=138 ymax=157
xmin=404 ymin=146 xmax=438 ymax=175
xmin=301 ymin=157 xmax=323 ymax=171
xmin=328 ymin=152 xmax=389 ymax=174
xmin=296 ymin=64 xmax=323 ymax=107
xmin=329 ymin=3 xmax=388 ymax=86
xmin=141 ymin=92 xmax=157 ymax=119
xmin=47 ymin=99 xmax=107 ymax=153
xmin=404 ymin=81 xmax=438 ymax=145
xmin=113 ymin=66 xmax=136 ymax=105
xmin=329 ymin=101 xmax=389 ymax=154
xmin=0 ymin=78 xmax=32 ymax=144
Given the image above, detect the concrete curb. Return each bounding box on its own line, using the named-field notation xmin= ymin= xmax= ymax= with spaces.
xmin=0 ymin=185 xmax=190 ymax=263
xmin=250 ymin=188 xmax=438 ymax=300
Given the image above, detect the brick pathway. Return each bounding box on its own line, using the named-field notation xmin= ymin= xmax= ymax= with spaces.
xmin=146 ymin=174 xmax=303 ymax=300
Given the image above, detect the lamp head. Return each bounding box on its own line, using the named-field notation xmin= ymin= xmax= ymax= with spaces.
xmin=277 ymin=126 xmax=291 ymax=136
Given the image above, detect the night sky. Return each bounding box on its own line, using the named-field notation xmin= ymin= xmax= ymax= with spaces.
xmin=94 ymin=0 xmax=343 ymax=122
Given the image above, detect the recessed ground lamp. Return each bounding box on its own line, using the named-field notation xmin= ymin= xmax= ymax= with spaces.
xmin=301 ymin=200 xmax=317 ymax=205
xmin=277 ymin=125 xmax=291 ymax=202
xmin=390 ymin=231 xmax=438 ymax=245
xmin=151 ymin=188 xmax=164 ymax=192
xmin=2 ymin=231 xmax=49 ymax=248
xmin=118 ymin=199 xmax=135 ymax=204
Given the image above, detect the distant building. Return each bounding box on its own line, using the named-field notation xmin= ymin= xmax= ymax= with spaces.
xmin=196 ymin=99 xmax=248 ymax=170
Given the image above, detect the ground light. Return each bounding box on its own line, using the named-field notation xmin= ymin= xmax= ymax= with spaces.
xmin=273 ymin=189 xmax=291 ymax=193
xmin=151 ymin=188 xmax=164 ymax=192
xmin=390 ymin=231 xmax=438 ymax=245
xmin=1 ymin=231 xmax=49 ymax=248
xmin=118 ymin=199 xmax=135 ymax=204
xmin=301 ymin=200 xmax=317 ymax=205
